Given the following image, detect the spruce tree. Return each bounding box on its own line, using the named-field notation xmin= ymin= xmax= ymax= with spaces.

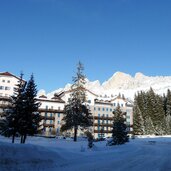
xmin=165 ymin=89 xmax=171 ymax=134
xmin=163 ymin=93 xmax=167 ymax=115
xmin=20 ymin=74 xmax=40 ymax=143
xmin=147 ymin=88 xmax=166 ymax=135
xmin=61 ymin=62 xmax=93 ymax=141
xmin=111 ymin=105 xmax=129 ymax=145
xmin=133 ymin=94 xmax=145 ymax=135
xmin=0 ymin=73 xmax=26 ymax=143
xmin=166 ymin=89 xmax=171 ymax=116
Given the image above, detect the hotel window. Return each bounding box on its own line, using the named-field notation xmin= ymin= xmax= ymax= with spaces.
xmin=13 ymin=87 xmax=17 ymax=91
xmin=2 ymin=80 xmax=5 ymax=83
xmin=46 ymin=105 xmax=48 ymax=109
xmin=126 ymin=115 xmax=130 ymax=118
xmin=110 ymin=108 xmax=112 ymax=112
xmin=58 ymin=121 xmax=60 ymax=124
xmin=45 ymin=113 xmax=47 ymax=117
xmin=50 ymin=113 xmax=52 ymax=117
xmin=7 ymin=80 xmax=10 ymax=83
xmin=102 ymin=108 xmax=105 ymax=111
xmin=0 ymin=86 xmax=4 ymax=90
xmin=56 ymin=128 xmax=59 ymax=133
xmin=113 ymin=103 xmax=116 ymax=106
xmin=106 ymin=108 xmax=108 ymax=111
xmin=5 ymin=87 xmax=10 ymax=90
xmin=94 ymin=107 xmax=96 ymax=111
xmin=98 ymin=114 xmax=100 ymax=117
xmin=58 ymin=113 xmax=60 ymax=117
xmin=121 ymin=104 xmax=123 ymax=107
xmin=88 ymin=100 xmax=91 ymax=103
xmin=98 ymin=108 xmax=100 ymax=111
xmin=58 ymin=107 xmax=60 ymax=110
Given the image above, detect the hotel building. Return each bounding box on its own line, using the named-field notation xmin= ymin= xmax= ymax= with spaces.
xmin=0 ymin=72 xmax=133 ymax=138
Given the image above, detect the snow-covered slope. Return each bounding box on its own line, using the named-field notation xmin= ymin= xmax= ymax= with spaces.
xmin=1 ymin=135 xmax=171 ymax=171
xmin=38 ymin=72 xmax=171 ymax=100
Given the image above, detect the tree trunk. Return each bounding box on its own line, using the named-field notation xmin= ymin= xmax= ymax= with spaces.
xmin=23 ymin=134 xmax=27 ymax=144
xmin=20 ymin=135 xmax=23 ymax=144
xmin=12 ymin=133 xmax=15 ymax=143
xmin=74 ymin=126 xmax=77 ymax=142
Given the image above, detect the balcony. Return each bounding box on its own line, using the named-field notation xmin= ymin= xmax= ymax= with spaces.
xmin=41 ymin=116 xmax=55 ymax=120
xmin=38 ymin=108 xmax=64 ymax=113
xmin=93 ymin=116 xmax=113 ymax=120
xmin=0 ymin=104 xmax=12 ymax=108
xmin=94 ymin=130 xmax=112 ymax=134
xmin=93 ymin=123 xmax=113 ymax=127
xmin=43 ymin=123 xmax=54 ymax=128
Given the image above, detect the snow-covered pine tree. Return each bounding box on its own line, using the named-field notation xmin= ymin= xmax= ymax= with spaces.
xmin=0 ymin=73 xmax=26 ymax=143
xmin=20 ymin=74 xmax=41 ymax=143
xmin=165 ymin=89 xmax=171 ymax=134
xmin=61 ymin=62 xmax=93 ymax=141
xmin=163 ymin=93 xmax=167 ymax=115
xmin=111 ymin=105 xmax=129 ymax=145
xmin=146 ymin=88 xmax=166 ymax=135
xmin=166 ymin=89 xmax=171 ymax=116
xmin=133 ymin=94 xmax=145 ymax=135
xmin=144 ymin=116 xmax=156 ymax=135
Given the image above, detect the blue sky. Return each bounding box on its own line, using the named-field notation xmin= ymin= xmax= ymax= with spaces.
xmin=0 ymin=0 xmax=171 ymax=92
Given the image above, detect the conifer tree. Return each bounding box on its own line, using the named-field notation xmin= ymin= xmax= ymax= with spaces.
xmin=133 ymin=94 xmax=145 ymax=135
xmin=0 ymin=73 xmax=26 ymax=143
xmin=111 ymin=105 xmax=129 ymax=145
xmin=147 ymin=88 xmax=166 ymax=135
xmin=20 ymin=74 xmax=40 ymax=143
xmin=166 ymin=89 xmax=171 ymax=116
xmin=61 ymin=62 xmax=93 ymax=141
xmin=163 ymin=93 xmax=167 ymax=115
xmin=165 ymin=89 xmax=171 ymax=134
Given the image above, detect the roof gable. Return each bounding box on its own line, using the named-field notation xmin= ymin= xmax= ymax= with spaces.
xmin=0 ymin=71 xmax=26 ymax=82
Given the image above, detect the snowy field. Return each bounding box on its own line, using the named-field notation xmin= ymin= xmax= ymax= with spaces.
xmin=1 ymin=135 xmax=171 ymax=171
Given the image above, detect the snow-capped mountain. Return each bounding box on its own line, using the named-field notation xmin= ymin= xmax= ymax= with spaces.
xmin=38 ymin=72 xmax=171 ymax=100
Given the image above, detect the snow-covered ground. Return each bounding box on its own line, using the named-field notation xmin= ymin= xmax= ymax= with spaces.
xmin=1 ymin=135 xmax=171 ymax=171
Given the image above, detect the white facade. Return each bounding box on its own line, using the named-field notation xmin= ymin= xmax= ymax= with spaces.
xmin=0 ymin=72 xmax=25 ymax=97
xmin=59 ymin=89 xmax=133 ymax=139
xmin=37 ymin=96 xmax=65 ymax=135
